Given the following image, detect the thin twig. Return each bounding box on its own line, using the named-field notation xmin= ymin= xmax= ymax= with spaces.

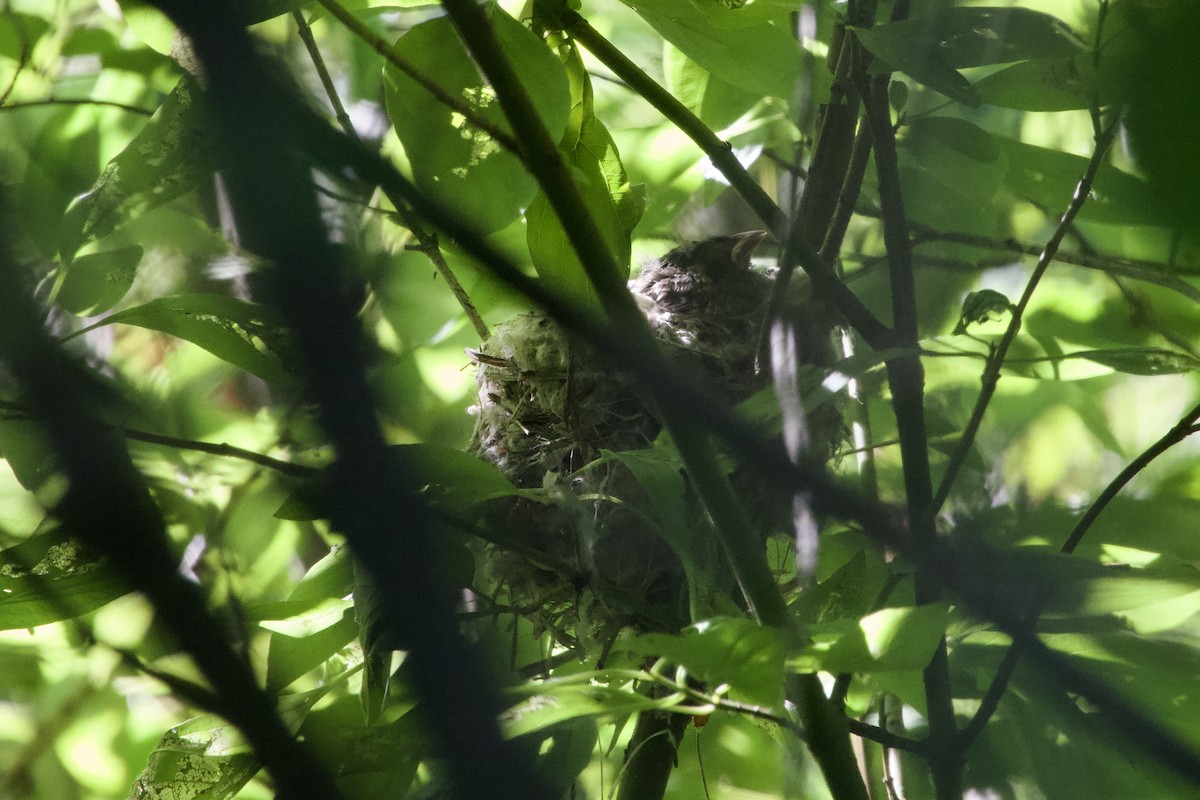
xmin=0 ymin=6 xmax=30 ymax=106
xmin=0 ymin=97 xmax=155 ymax=115
xmin=931 ymin=119 xmax=1120 ymax=513
xmin=291 ymin=7 xmax=489 ymax=338
xmin=909 ymin=227 xmax=1200 ymax=304
xmin=311 ymin=0 xmax=518 ymax=153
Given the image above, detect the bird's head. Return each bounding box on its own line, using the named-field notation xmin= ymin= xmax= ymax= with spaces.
xmin=658 ymin=230 xmax=769 ymax=280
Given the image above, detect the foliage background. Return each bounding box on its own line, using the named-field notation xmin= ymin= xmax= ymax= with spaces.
xmin=0 ymin=0 xmax=1198 ymax=799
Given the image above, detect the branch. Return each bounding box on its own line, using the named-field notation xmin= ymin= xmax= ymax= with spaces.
xmin=0 ymin=97 xmax=155 ymax=115
xmin=932 ymin=119 xmax=1120 ymax=512
xmin=909 ymin=227 xmax=1200 ymax=305
xmin=859 ymin=66 xmax=960 ymax=799
xmin=311 ymin=0 xmax=519 ymax=154
xmin=565 ymin=11 xmax=892 ymax=352
xmin=292 ymin=8 xmax=489 ymax=339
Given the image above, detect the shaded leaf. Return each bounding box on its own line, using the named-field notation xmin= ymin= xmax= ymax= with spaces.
xmin=1079 ymin=347 xmax=1200 ymax=376
xmin=975 ymin=58 xmax=1105 ymax=111
xmin=67 ymin=294 xmax=294 ymax=383
xmin=1000 ymin=136 xmax=1159 ymax=225
xmin=54 ymin=244 xmax=143 ymax=315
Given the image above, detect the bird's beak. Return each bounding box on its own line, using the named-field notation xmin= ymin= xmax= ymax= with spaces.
xmin=730 ymin=230 xmax=769 ymax=270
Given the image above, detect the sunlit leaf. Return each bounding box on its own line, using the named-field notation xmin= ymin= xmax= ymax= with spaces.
xmin=503 ymin=683 xmax=660 ymax=738
xmin=266 ymin=606 xmax=358 ymax=690
xmin=793 ymin=604 xmax=950 ymax=674
xmin=625 ymin=0 xmax=800 ymax=98
xmin=59 ymin=78 xmax=213 ymax=260
xmin=527 ymin=44 xmax=641 ymax=314
xmin=129 ymin=717 xmax=258 ymax=800
xmin=0 ymin=531 xmax=128 ymax=630
xmin=624 ymin=617 xmax=787 ymax=707
xmin=383 ymin=9 xmax=570 ymax=234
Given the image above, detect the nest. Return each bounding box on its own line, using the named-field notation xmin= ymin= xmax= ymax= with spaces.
xmin=467 ymin=314 xmax=684 ymax=637
xmin=465 ymin=237 xmax=841 ymax=640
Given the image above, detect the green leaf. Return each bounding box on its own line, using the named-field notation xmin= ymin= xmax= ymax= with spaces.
xmin=954 ymin=289 xmax=1014 ymax=334
xmin=852 ymin=27 xmax=979 ymax=107
xmin=624 ymin=617 xmax=787 ymax=707
xmin=67 ymin=294 xmax=294 ymax=383
xmin=1078 ymin=348 xmax=1200 ymax=376
xmin=998 ymin=136 xmax=1159 ymax=225
xmin=1048 ymin=564 xmax=1200 ymax=634
xmin=0 ymin=12 xmax=50 ymax=61
xmin=861 ymin=7 xmax=1085 ymax=68
xmin=383 ymin=8 xmax=570 ymax=234
xmin=266 ymin=607 xmax=358 ymax=690
xmin=602 ymin=448 xmax=729 ymax=619
xmin=53 ymin=245 xmax=142 ymax=315
xmin=902 ymin=117 xmax=1008 ymax=207
xmin=59 ymin=78 xmax=213 ymax=259
xmin=0 ymin=419 xmax=58 ymax=493
xmin=975 ymin=58 xmax=1101 ymax=111
xmin=856 ymin=8 xmax=1087 ymax=107
xmin=793 ymin=604 xmax=950 ymax=674
xmin=0 ymin=532 xmax=129 ymax=630
xmin=624 ymin=0 xmax=800 ymax=98
xmin=389 ymin=444 xmax=520 ymax=506
xmin=130 ymin=716 xmax=258 ymax=800
xmin=1122 ymin=3 xmax=1200 ymax=233
xmin=276 ymin=446 xmax=517 ymax=520
xmin=527 ymin=44 xmax=641 ymax=313
xmin=503 ymin=683 xmax=661 ymax=738
xmin=663 ymin=44 xmax=760 ymax=131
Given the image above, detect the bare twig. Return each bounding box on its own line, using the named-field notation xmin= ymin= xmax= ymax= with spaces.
xmin=0 ymin=97 xmax=155 ymax=115
xmin=932 ymin=119 xmax=1121 ymax=512
xmin=311 ymin=0 xmax=518 ymax=153
xmin=291 ymin=7 xmax=489 ymax=338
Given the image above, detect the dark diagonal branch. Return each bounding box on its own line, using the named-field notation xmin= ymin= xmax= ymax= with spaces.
xmin=146 ymin=2 xmax=554 ymax=799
